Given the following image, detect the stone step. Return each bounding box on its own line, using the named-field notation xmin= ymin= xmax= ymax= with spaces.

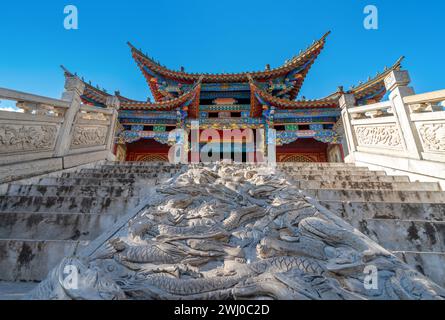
xmin=321 ymin=201 xmax=445 ymax=222
xmin=0 ymin=212 xmax=119 ymax=241
xmin=277 ymin=162 xmax=358 ymax=168
xmin=394 ymin=251 xmax=445 ymax=288
xmin=0 ymin=196 xmax=140 ymax=214
xmin=60 ymin=172 xmax=173 ymax=180
xmin=298 ymin=180 xmax=441 ymax=191
xmin=38 ymin=177 xmax=139 ymax=187
xmin=104 ymin=162 xmax=183 ymax=168
xmin=358 ymin=219 xmax=445 ymax=252
xmin=281 ymin=170 xmax=387 ymax=176
xmin=6 ymin=184 xmax=142 ymax=198
xmin=280 ymin=167 xmax=374 ymax=173
xmin=288 ymin=174 xmax=410 ymax=183
xmin=282 ymin=167 xmax=371 ymax=172
xmin=97 ymin=169 xmax=182 ymax=175
xmin=308 ymin=189 xmax=445 ymax=203
xmin=277 ymin=165 xmax=371 ymax=172
xmin=0 ymin=239 xmax=89 ymax=281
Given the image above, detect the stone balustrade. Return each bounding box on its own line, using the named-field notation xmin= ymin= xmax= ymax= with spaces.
xmin=341 ymin=70 xmax=445 ymax=186
xmin=0 ymin=76 xmax=119 ymax=183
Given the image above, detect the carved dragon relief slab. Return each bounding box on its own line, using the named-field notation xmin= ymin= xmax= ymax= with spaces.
xmin=417 ymin=123 xmax=445 ymax=153
xmin=28 ymin=164 xmax=445 ymax=300
xmin=70 ymin=125 xmax=108 ymax=149
xmin=354 ymin=124 xmax=404 ymax=150
xmin=0 ymin=124 xmax=58 ymax=154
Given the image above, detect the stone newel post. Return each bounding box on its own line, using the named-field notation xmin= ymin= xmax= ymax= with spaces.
xmin=267 ymin=128 xmax=277 ymax=166
xmin=54 ymin=76 xmax=85 ymax=157
xmin=384 ymin=70 xmax=422 ymax=159
xmin=339 ymin=94 xmax=357 ymax=158
xmin=105 ymin=96 xmax=121 ymax=158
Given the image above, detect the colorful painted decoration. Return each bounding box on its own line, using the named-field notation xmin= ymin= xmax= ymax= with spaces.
xmin=285 ymin=125 xmax=298 ymax=131
xmin=62 ymin=34 xmax=405 ymax=162
xmin=153 ymin=126 xmax=166 ymax=132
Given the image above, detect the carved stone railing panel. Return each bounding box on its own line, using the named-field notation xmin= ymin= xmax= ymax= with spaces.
xmin=345 ymin=80 xmax=445 ymax=159
xmin=354 ymin=124 xmax=404 ymax=150
xmin=410 ymin=111 xmax=445 ymax=162
xmin=0 ymin=124 xmax=58 ymax=154
xmin=65 ymin=104 xmax=116 ymax=154
xmin=0 ymin=91 xmax=67 ymax=166
xmin=70 ymin=125 xmax=109 ymax=149
xmin=417 ymin=122 xmax=445 ymax=153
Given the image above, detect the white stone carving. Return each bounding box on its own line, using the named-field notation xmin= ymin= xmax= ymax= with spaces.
xmin=28 ymin=164 xmax=445 ymax=300
xmin=418 ymin=123 xmax=445 ymax=152
xmin=71 ymin=126 xmax=108 ymax=148
xmin=79 ymin=111 xmax=108 ymax=121
xmin=354 ymin=125 xmax=403 ymax=149
xmin=410 ymin=103 xmax=443 ymax=113
xmin=0 ymin=124 xmax=57 ymax=154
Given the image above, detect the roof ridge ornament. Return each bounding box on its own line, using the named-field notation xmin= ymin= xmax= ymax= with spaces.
xmin=351 ymin=56 xmax=405 ymax=91
xmin=344 ymin=56 xmax=406 ymax=103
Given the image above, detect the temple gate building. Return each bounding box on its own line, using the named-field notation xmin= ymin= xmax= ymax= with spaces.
xmin=1 ymin=30 xmax=445 ymax=298
xmin=62 ymin=32 xmax=403 ymax=163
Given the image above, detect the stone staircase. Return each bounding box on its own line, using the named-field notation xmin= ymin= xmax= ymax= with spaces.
xmin=0 ymin=161 xmax=444 ymax=291
xmin=278 ymin=162 xmax=445 ymax=287
xmin=0 ymin=162 xmax=185 ymax=282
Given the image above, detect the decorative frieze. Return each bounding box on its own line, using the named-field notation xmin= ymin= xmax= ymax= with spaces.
xmin=0 ymin=124 xmax=57 ymax=154
xmin=354 ymin=125 xmax=403 ymax=149
xmin=418 ymin=123 xmax=445 ymax=153
xmin=119 ymin=130 xmax=171 ymax=145
xmin=199 ymin=104 xmax=251 ymax=112
xmin=71 ymin=125 xmax=108 ymax=148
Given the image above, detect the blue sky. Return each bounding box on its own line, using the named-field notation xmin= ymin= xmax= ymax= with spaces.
xmin=1 ymin=0 xmax=444 ymax=103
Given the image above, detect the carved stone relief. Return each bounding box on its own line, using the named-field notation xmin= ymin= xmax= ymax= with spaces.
xmin=79 ymin=111 xmax=109 ymax=121
xmin=71 ymin=125 xmax=108 ymax=149
xmin=28 ymin=163 xmax=445 ymax=300
xmin=354 ymin=125 xmax=403 ymax=150
xmin=418 ymin=123 xmax=445 ymax=152
xmin=0 ymin=124 xmax=57 ymax=154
